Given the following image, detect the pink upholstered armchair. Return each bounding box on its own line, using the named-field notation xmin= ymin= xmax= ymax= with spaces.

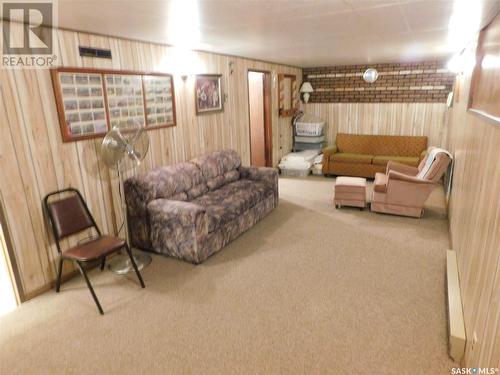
xmin=371 ymin=149 xmax=452 ymax=218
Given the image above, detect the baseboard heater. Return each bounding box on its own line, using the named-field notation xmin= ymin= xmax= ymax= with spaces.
xmin=446 ymin=249 xmax=466 ymax=362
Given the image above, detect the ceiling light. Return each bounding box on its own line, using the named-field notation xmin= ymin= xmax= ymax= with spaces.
xmin=155 ymin=47 xmax=205 ymax=77
xmin=167 ymin=0 xmax=201 ymax=49
xmin=447 ymin=0 xmax=482 ymax=52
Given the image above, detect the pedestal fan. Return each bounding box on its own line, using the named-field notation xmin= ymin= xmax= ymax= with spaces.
xmin=101 ymin=123 xmax=152 ymax=274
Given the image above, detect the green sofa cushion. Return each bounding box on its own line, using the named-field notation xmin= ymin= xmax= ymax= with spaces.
xmin=372 ymin=155 xmax=420 ymax=167
xmin=332 ymin=153 xmax=373 ymax=164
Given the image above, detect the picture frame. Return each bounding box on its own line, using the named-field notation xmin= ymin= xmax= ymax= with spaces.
xmin=51 ymin=67 xmax=177 ymax=142
xmin=195 ymin=74 xmax=223 ymax=115
xmin=51 ymin=69 xmax=109 ymax=142
xmin=104 ymin=73 xmax=146 ymax=129
xmin=467 ymin=11 xmax=500 ymax=126
xmin=278 ymin=73 xmax=298 ymax=117
xmin=143 ymin=74 xmax=176 ymax=128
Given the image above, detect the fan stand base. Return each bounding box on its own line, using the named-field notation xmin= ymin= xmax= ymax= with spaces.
xmin=108 ymin=249 xmax=152 ymax=275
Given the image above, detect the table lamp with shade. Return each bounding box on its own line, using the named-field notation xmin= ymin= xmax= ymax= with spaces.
xmin=300 ymin=82 xmax=314 ymax=103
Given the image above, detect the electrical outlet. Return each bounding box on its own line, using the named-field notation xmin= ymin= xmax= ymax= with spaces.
xmin=471 ymin=331 xmax=478 ymax=351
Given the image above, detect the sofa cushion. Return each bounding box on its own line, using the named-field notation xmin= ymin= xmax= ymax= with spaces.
xmin=332 ymin=152 xmax=373 ymax=164
xmin=186 ymin=183 xmax=208 ymax=200
xmin=192 ymin=179 xmax=273 ymax=232
xmin=151 ymin=162 xmax=204 ymax=199
xmin=372 ymin=155 xmax=420 ymax=167
xmin=206 ymin=169 xmax=240 ymax=191
xmin=191 ymin=149 xmax=242 ymax=190
xmin=335 ymin=133 xmax=427 ymax=157
xmin=148 ymin=199 xmax=206 ymax=227
xmin=125 ymin=162 xmax=206 ymax=216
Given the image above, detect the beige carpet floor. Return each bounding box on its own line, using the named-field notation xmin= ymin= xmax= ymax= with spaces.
xmin=0 ymin=176 xmax=455 ymax=374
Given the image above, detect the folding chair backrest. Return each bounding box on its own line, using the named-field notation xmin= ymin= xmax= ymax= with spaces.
xmin=44 ymin=189 xmax=99 ymax=242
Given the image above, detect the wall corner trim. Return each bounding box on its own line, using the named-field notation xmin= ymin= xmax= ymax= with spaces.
xmin=446 ymin=249 xmax=466 ymax=362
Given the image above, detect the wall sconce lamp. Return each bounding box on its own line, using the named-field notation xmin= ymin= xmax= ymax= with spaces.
xmin=363 ymin=68 xmax=379 ymax=83
xmin=300 ymin=81 xmax=314 ymax=103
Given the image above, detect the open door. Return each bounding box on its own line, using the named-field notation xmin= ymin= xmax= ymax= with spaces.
xmin=248 ymin=70 xmax=272 ymax=167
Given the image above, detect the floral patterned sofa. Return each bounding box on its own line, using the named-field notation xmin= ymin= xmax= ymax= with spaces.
xmin=124 ymin=149 xmax=278 ymax=264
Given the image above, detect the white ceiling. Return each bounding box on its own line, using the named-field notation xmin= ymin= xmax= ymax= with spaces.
xmin=51 ymin=0 xmax=500 ymax=67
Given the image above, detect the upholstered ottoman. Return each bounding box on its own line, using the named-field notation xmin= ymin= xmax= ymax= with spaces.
xmin=334 ymin=176 xmax=367 ymax=209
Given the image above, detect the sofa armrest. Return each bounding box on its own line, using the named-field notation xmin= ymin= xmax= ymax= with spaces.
xmin=381 ymin=171 xmax=437 ymax=209
xmin=148 ymin=199 xmax=209 ymax=263
xmin=386 ymin=161 xmax=419 ymax=176
xmin=419 ymin=149 xmax=428 ymax=163
xmin=124 ymin=177 xmax=156 ymax=217
xmin=322 ymin=145 xmax=337 ymax=156
xmin=388 ymin=170 xmax=436 ymax=185
xmin=148 ymin=199 xmax=206 ymax=227
xmin=374 ymin=172 xmax=389 ymax=192
xmin=148 ymin=199 xmax=209 ymax=264
xmin=239 ymin=166 xmax=278 ymax=194
xmin=321 ymin=145 xmax=337 ymax=175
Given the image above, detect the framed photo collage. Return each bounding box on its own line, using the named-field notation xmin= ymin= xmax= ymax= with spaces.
xmin=51 ymin=68 xmax=176 ymax=142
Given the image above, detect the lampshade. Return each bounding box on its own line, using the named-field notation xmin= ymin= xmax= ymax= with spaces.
xmin=300 ymin=82 xmax=314 ymax=93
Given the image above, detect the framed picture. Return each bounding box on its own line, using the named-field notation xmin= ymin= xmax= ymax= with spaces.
xmin=143 ymin=74 xmax=176 ymax=128
xmin=468 ymin=10 xmax=500 ymax=125
xmin=104 ymin=73 xmax=145 ymax=129
xmin=278 ymin=73 xmax=298 ymax=117
xmin=51 ymin=69 xmax=109 ymax=142
xmin=195 ymin=74 xmax=223 ymax=115
xmin=51 ymin=67 xmax=177 ymax=142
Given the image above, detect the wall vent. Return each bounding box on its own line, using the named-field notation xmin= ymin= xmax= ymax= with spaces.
xmin=79 ymin=46 xmax=112 ymax=59
xmin=446 ymin=249 xmax=466 ymax=362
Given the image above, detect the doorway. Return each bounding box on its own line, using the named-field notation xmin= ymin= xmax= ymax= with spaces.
xmin=0 ymin=193 xmax=18 ymax=316
xmin=247 ymin=70 xmax=272 ymax=167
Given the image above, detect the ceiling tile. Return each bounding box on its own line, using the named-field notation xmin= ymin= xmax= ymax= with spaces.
xmin=50 ymin=0 xmax=496 ymax=67
xmin=400 ymin=1 xmax=453 ymax=32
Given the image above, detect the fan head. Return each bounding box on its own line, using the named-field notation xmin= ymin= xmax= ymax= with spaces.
xmin=101 ymin=123 xmax=149 ymax=170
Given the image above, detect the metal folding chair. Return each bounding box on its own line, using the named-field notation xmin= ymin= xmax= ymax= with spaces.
xmin=44 ymin=188 xmax=145 ymax=314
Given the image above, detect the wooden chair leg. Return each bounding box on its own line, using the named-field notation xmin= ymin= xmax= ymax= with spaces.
xmin=76 ymin=261 xmax=104 ymax=315
xmin=124 ymin=245 xmax=145 ymax=288
xmin=55 ymin=258 xmax=64 ymax=293
xmin=100 ymin=256 xmax=106 ymax=271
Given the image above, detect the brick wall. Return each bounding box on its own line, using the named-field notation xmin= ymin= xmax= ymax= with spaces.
xmin=303 ymin=61 xmax=455 ymax=103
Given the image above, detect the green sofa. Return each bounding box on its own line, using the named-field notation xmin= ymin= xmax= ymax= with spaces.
xmin=322 ymin=133 xmax=428 ymax=178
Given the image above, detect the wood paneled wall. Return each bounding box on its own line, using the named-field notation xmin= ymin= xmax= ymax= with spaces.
xmin=304 ymin=102 xmax=448 ymax=147
xmin=445 ymin=50 xmax=500 ymax=366
xmin=0 ymin=21 xmax=300 ymax=299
